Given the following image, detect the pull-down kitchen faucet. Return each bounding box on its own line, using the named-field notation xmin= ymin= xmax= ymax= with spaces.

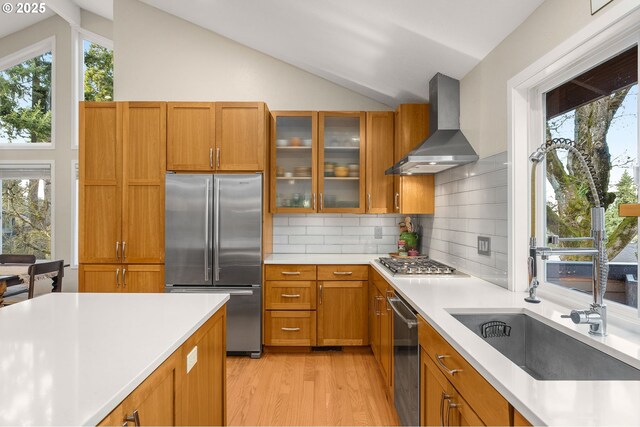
xmin=526 ymin=138 xmax=608 ymax=336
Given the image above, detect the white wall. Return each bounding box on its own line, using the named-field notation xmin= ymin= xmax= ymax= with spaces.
xmin=0 ymin=11 xmax=112 ymax=292
xmin=112 ymin=0 xmax=390 ymax=111
xmin=460 ymin=0 xmax=624 ymax=158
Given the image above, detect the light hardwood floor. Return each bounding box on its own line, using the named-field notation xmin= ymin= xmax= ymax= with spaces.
xmin=227 ymin=348 xmax=400 ymax=426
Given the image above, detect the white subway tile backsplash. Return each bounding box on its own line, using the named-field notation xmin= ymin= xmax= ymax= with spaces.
xmin=306 ymin=245 xmax=344 ymax=254
xmin=307 ymin=226 xmax=342 ymax=235
xmin=288 ymin=217 xmax=325 ymax=226
xmin=273 ymin=244 xmax=306 ymax=253
xmin=288 ymin=235 xmax=324 ymax=245
xmin=272 ymin=214 xmax=406 ymax=254
xmin=420 ymin=151 xmax=509 ymax=288
xmin=274 ymin=226 xmax=306 ymax=235
xmin=273 ymin=235 xmax=289 ymax=244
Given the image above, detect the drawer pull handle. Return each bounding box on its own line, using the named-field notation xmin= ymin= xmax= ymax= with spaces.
xmin=440 ymin=392 xmax=451 ymax=427
xmin=436 ymin=354 xmax=462 ymax=376
xmin=281 ymin=294 xmax=301 ymax=298
xmin=281 ymin=327 xmax=301 ymax=332
xmin=124 ymin=409 xmax=140 ymax=426
xmin=281 ymin=271 xmax=301 ymax=275
xmin=333 ymin=271 xmax=353 ymax=275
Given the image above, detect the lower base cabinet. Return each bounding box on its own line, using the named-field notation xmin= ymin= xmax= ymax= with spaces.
xmin=99 ymin=307 xmax=226 ymax=426
xmin=79 ymin=264 xmax=164 ymax=293
xmin=317 ymin=280 xmax=368 ymax=346
xmin=418 ymin=315 xmax=531 ymax=427
xmin=369 ymin=267 xmax=394 ymax=399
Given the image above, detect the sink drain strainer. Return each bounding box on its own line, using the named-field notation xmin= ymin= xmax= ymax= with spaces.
xmin=481 ymin=321 xmax=511 ymax=338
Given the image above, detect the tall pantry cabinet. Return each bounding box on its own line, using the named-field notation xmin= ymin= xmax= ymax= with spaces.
xmin=79 ymin=102 xmax=166 ymax=292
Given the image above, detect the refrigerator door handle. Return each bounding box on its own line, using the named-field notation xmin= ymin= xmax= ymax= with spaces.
xmin=204 ymin=178 xmax=210 ymax=282
xmin=214 ymin=177 xmax=221 ymax=282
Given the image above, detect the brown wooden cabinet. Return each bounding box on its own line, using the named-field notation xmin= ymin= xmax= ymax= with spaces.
xmin=79 ymin=102 xmax=166 ymax=292
xmin=216 ymin=102 xmax=268 ymax=171
xmin=318 ymin=112 xmax=366 ymax=213
xmin=317 ymin=280 xmax=368 ymax=346
xmin=78 ymin=264 xmax=164 ymax=293
xmin=270 ymin=111 xmax=319 ymax=213
xmin=366 ymin=111 xmax=395 ymax=213
xmin=418 ymin=315 xmax=512 ymax=426
xmin=394 ymin=104 xmax=435 ymax=214
xmin=370 ymin=266 xmax=394 ymax=398
xmin=264 ymin=264 xmax=368 ymax=347
xmin=167 ymin=102 xmax=216 ymax=171
xmin=100 ymin=307 xmax=226 ymax=426
xmin=167 ymin=102 xmax=267 ymax=172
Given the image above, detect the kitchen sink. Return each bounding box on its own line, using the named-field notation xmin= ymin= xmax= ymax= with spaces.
xmin=450 ymin=312 xmax=640 ymax=381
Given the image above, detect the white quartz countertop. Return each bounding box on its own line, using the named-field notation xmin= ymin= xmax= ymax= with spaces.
xmin=264 ymin=253 xmax=383 ymax=264
xmin=369 ymin=261 xmax=640 ymax=426
xmin=0 ymin=292 xmax=228 ymax=426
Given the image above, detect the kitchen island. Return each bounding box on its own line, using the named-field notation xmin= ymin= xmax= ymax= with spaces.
xmin=0 ymin=292 xmax=228 ymax=426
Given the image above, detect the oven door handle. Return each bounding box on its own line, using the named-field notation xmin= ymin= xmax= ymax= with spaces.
xmin=387 ymin=296 xmax=417 ymax=328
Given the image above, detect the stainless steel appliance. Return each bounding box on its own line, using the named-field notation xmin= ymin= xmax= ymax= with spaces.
xmin=165 ymin=173 xmax=263 ymax=358
xmin=377 ymin=257 xmax=466 ymax=277
xmin=387 ymin=293 xmax=419 ymax=426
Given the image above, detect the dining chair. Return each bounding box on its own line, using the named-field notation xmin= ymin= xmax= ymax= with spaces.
xmin=0 ymin=254 xmax=36 ymax=264
xmin=1 ymin=260 xmax=64 ymax=305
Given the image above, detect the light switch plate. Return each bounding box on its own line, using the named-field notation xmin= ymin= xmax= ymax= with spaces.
xmin=186 ymin=345 xmax=198 ymax=373
xmin=374 ymin=226 xmax=383 ymax=239
xmin=478 ymin=236 xmax=491 ymax=256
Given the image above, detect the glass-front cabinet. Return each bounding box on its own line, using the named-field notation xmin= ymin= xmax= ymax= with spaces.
xmin=271 ymin=111 xmax=318 ymax=213
xmin=270 ymin=111 xmax=366 ymax=214
xmin=318 ymin=112 xmax=366 ymax=213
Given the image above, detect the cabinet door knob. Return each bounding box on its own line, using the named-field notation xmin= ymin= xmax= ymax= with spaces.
xmin=281 ymin=294 xmax=301 ymax=298
xmin=281 ymin=271 xmax=301 ymax=276
xmin=116 ymin=269 xmax=120 ymax=287
xmin=122 ymin=269 xmax=127 ymax=287
xmin=122 ymin=241 xmax=126 ymax=260
xmin=320 ymin=193 xmax=324 ymax=210
xmin=313 ymin=193 xmax=317 ymax=211
xmin=368 ymin=193 xmax=372 ymax=211
xmin=209 ymin=148 xmax=214 ymax=169
xmin=116 ymin=241 xmax=120 ymax=259
xmin=281 ymin=327 xmax=301 ymax=332
xmin=319 ymin=283 xmax=323 ymax=304
xmin=216 ymin=148 xmax=221 ymax=168
xmin=395 ymin=193 xmax=400 ymax=210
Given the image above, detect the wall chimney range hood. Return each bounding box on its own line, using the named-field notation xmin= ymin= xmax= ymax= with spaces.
xmin=386 ymin=73 xmax=478 ymax=175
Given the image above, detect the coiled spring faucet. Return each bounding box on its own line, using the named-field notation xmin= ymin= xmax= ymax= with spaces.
xmin=527 ymin=138 xmax=609 ymax=336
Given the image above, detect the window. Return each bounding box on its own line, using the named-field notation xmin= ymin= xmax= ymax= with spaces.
xmin=0 ymin=164 xmax=52 ymax=259
xmin=543 ymin=45 xmax=638 ymax=308
xmin=82 ymin=39 xmax=113 ymax=102
xmin=0 ymin=43 xmax=53 ymax=145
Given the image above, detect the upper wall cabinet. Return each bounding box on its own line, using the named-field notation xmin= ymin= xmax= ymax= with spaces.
xmin=394 ymin=104 xmax=434 ymax=215
xmin=318 ymin=112 xmax=366 ymax=213
xmin=270 ymin=111 xmax=318 ymax=213
xmin=366 ymin=112 xmax=395 ymax=213
xmin=216 ymin=102 xmax=268 ymax=171
xmin=167 ymin=102 xmax=216 ymax=171
xmin=167 ymin=102 xmax=268 ymax=172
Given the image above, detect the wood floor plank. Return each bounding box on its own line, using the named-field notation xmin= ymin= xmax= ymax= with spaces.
xmin=227 ymin=349 xmax=400 ymax=426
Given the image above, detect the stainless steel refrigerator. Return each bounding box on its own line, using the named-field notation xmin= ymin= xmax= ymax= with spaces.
xmin=164 ymin=173 xmax=262 ymax=358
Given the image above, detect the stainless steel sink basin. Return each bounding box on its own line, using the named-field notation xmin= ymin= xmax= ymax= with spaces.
xmin=451 ymin=312 xmax=640 ymax=381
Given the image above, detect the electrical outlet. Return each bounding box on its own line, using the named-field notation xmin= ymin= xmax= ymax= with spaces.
xmin=478 ymin=236 xmax=491 ymax=256
xmin=374 ymin=226 xmax=383 ymax=239
xmin=186 ymin=345 xmax=198 ymax=373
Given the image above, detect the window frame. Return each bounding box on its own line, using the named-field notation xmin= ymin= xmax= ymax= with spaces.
xmin=0 ymin=36 xmax=56 ymax=149
xmin=71 ymin=160 xmax=78 ymax=268
xmin=71 ymin=28 xmax=113 ymax=151
xmin=0 ymin=160 xmax=55 ymax=260
xmin=508 ymin=6 xmax=640 ymax=325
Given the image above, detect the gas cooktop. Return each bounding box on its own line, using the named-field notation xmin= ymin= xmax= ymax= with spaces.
xmin=377 ymin=257 xmax=466 ymax=277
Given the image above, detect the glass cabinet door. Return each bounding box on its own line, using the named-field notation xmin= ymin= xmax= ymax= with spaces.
xmin=270 ymin=112 xmax=317 ymax=213
xmin=319 ymin=112 xmax=366 ymax=213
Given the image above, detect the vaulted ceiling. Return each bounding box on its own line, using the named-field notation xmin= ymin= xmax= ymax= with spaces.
xmin=1 ymin=0 xmax=544 ymax=106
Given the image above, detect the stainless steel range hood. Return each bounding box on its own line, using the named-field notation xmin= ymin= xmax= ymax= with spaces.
xmin=386 ymin=73 xmax=478 ymax=175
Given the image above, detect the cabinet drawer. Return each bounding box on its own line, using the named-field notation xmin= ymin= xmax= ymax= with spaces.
xmin=418 ymin=316 xmax=510 ymax=426
xmin=265 ymin=265 xmax=316 ymax=281
xmin=265 ymin=281 xmax=316 ymax=310
xmin=317 ymin=265 xmax=368 ymax=281
xmin=265 ymin=311 xmax=316 ymax=346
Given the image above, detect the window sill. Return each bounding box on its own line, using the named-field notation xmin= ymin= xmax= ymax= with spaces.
xmin=0 ymin=143 xmax=54 ymax=150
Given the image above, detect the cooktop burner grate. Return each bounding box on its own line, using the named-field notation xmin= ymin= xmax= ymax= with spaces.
xmin=377 ymin=257 xmax=460 ymax=276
